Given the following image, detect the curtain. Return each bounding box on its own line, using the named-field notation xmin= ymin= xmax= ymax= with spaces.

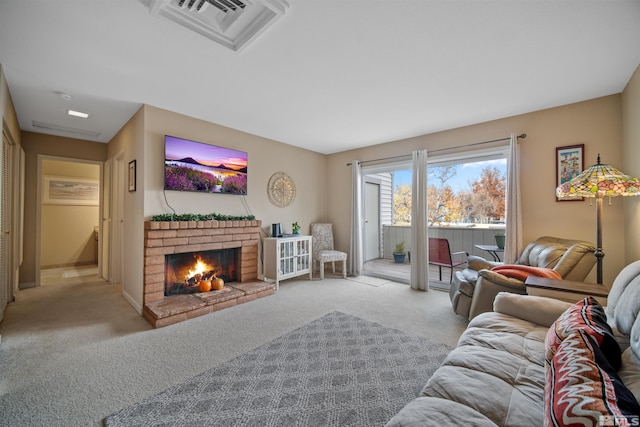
xmin=410 ymin=149 xmax=429 ymax=290
xmin=504 ymin=132 xmax=523 ymax=263
xmin=349 ymin=160 xmax=363 ymax=276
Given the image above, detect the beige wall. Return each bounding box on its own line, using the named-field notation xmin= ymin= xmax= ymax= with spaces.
xmin=327 ymin=95 xmax=627 ymax=286
xmin=108 ymin=106 xmax=144 ymax=310
xmin=40 ymin=160 xmax=100 ymax=268
xmin=142 ymin=105 xmax=328 ymax=225
xmin=19 ymin=132 xmax=107 ymax=285
xmin=1 ymin=64 xmax=22 ymax=316
xmin=11 ymin=66 xmax=640 ymax=298
xmin=1 ymin=64 xmax=20 ymax=144
xmin=114 ymin=105 xmax=329 ymax=312
xmin=622 ymin=64 xmax=640 ymax=263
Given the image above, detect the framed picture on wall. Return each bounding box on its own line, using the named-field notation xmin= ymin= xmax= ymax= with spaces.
xmin=556 ymin=144 xmax=584 ymax=201
xmin=128 ymin=160 xmax=136 ymax=192
xmin=43 ymin=175 xmax=99 ymax=206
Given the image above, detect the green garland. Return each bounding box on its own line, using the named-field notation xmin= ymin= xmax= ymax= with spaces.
xmin=150 ymin=213 xmax=256 ymax=221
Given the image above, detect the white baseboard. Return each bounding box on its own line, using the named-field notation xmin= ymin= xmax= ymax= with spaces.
xmin=122 ymin=289 xmax=142 ymax=315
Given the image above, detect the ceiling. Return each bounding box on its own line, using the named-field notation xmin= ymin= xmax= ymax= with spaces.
xmin=1 ymin=1 xmax=639 ymax=155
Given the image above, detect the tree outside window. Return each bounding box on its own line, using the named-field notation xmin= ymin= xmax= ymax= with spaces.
xmin=393 ymin=159 xmax=506 ymax=226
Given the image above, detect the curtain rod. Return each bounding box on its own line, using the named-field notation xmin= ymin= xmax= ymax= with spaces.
xmin=346 ymin=133 xmax=526 ymax=166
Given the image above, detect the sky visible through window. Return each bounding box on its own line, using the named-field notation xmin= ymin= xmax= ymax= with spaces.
xmin=394 ymin=159 xmax=507 ymax=191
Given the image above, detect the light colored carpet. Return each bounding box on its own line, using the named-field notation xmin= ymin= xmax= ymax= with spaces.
xmin=349 ymin=274 xmax=451 ymax=292
xmin=428 ymin=281 xmax=451 ymax=292
xmin=0 ymin=274 xmax=468 ymax=427
xmin=105 ymin=311 xmax=453 ymax=426
xmin=61 ymin=266 xmax=99 ymax=278
xmin=346 ymin=276 xmax=392 ymax=287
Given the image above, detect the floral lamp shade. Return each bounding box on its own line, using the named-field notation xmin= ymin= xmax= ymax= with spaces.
xmin=556 ymin=154 xmax=640 ymax=198
xmin=555 ymin=154 xmax=640 ymax=284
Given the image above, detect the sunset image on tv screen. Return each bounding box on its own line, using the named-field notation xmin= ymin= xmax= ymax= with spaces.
xmin=164 ymin=136 xmax=248 ymax=195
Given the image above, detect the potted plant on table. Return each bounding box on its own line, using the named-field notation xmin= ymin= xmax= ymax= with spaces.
xmin=292 ymin=221 xmax=301 ymax=235
xmin=494 ymin=231 xmax=506 ymax=249
xmin=393 ymin=241 xmax=407 ymax=264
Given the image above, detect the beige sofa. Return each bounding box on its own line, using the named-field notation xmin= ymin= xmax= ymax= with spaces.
xmin=387 ymin=260 xmax=640 ymax=426
xmin=450 ymin=236 xmax=596 ymax=320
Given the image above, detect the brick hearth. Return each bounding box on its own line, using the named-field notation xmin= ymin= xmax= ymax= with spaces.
xmin=142 ymin=220 xmax=274 ymax=328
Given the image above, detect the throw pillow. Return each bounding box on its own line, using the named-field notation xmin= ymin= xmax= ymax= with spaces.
xmin=545 ymin=296 xmax=622 ymax=371
xmin=545 ymin=331 xmax=640 ymax=427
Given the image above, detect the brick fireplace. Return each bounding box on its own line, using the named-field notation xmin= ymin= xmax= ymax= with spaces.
xmin=143 ymin=219 xmax=274 ymax=328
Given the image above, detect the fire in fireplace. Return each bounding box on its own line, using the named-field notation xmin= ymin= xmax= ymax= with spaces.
xmin=165 ymin=248 xmax=239 ymax=296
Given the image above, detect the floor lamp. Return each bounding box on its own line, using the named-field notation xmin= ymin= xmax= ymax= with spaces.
xmin=556 ymin=154 xmax=640 ymax=284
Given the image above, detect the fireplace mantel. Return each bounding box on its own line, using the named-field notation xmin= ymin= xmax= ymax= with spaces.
xmin=142 ymin=219 xmax=274 ymax=327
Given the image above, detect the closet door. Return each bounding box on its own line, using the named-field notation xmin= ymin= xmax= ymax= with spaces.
xmin=101 ymin=158 xmax=111 ymax=280
xmin=0 ymin=133 xmax=12 ymax=320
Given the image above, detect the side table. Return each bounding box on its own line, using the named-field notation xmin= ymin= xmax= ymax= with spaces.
xmin=474 ymin=244 xmax=504 ymax=262
xmin=524 ymin=276 xmax=608 ymax=305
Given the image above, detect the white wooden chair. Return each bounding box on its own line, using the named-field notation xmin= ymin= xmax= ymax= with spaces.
xmin=311 ymin=223 xmax=347 ymax=279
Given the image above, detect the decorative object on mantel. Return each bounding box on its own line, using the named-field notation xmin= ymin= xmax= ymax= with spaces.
xmin=150 ymin=212 xmax=255 ymax=221
xmin=267 ymin=171 xmax=296 ymax=207
xmin=556 ymin=154 xmax=640 ymax=284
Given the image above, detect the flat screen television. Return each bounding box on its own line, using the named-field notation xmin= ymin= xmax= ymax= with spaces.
xmin=164 ymin=135 xmax=248 ymax=195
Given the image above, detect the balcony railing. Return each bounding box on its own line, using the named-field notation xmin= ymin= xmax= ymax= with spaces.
xmin=382 ymin=224 xmax=506 ymax=261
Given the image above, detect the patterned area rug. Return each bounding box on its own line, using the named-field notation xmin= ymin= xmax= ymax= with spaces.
xmin=105 ymin=311 xmax=452 ymax=427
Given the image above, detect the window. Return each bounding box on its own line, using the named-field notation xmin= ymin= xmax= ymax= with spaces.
xmin=361 ymin=147 xmax=509 ymax=283
xmin=392 ymin=147 xmax=508 ymax=227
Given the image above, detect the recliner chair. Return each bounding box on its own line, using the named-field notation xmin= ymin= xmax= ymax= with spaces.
xmin=449 ymin=236 xmax=597 ymax=320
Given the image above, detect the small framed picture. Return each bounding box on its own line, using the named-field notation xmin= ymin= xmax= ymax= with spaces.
xmin=128 ymin=160 xmax=136 ymax=192
xmin=556 ymin=144 xmax=584 ymax=201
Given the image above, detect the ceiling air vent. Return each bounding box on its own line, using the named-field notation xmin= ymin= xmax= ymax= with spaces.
xmin=32 ymin=121 xmax=101 ymax=138
xmin=177 ymin=0 xmax=246 ymax=13
xmin=206 ymin=0 xmax=246 ymax=13
xmin=140 ymin=0 xmax=289 ymax=52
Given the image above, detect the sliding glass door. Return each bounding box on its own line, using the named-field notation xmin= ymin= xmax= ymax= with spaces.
xmin=359 ymin=146 xmax=509 ymax=288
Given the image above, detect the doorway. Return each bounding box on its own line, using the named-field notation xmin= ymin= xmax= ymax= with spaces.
xmin=36 ymin=156 xmax=103 ymax=286
xmin=360 ymin=164 xmax=408 ymax=282
xmin=0 ymin=131 xmax=21 ymax=319
xmin=107 ymin=152 xmax=124 ymax=285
